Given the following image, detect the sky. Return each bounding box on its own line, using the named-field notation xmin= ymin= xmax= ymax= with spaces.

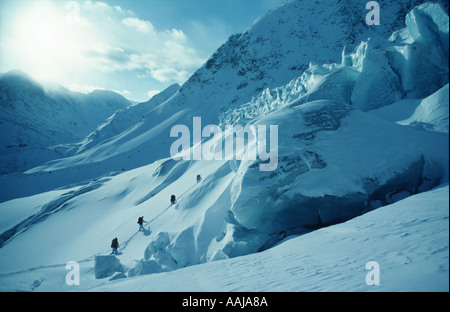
xmin=0 ymin=0 xmax=286 ymax=102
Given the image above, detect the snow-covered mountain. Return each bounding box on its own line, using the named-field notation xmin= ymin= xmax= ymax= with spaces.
xmin=74 ymin=83 xmax=180 ymax=154
xmin=0 ymin=0 xmax=448 ymax=292
xmin=0 ymin=0 xmax=440 ymax=200
xmin=0 ymin=70 xmax=131 ymax=175
xmin=187 ymin=0 xmax=428 ymax=110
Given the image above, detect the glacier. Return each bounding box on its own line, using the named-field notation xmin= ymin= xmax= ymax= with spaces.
xmin=204 ymin=1 xmax=449 ymax=259
xmin=0 ymin=0 xmax=448 ymax=292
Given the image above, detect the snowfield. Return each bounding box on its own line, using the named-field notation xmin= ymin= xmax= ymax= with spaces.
xmin=93 ymin=184 xmax=449 ymax=292
xmin=0 ymin=0 xmax=448 ymax=292
xmin=0 ymin=184 xmax=447 ymax=292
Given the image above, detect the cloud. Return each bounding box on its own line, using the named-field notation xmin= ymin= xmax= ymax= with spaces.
xmin=1 ymin=0 xmax=209 ymax=102
xmin=84 ymin=42 xmax=132 ymax=69
xmin=122 ymin=17 xmax=153 ymax=33
xmin=66 ymin=82 xmax=130 ymax=98
xmin=77 ymin=2 xmax=204 ymax=85
xmin=113 ymin=89 xmax=131 ymax=97
xmin=165 ymin=28 xmax=187 ymax=42
xmin=67 ymin=82 xmax=105 ymax=94
xmin=149 ymin=68 xmax=190 ymax=83
xmin=82 ymin=1 xmax=130 ymax=17
xmin=147 ymin=90 xmax=161 ymax=98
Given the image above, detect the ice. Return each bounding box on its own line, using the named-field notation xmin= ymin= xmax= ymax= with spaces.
xmin=302 ymin=66 xmax=359 ymax=106
xmin=226 ymin=100 xmax=447 ymax=240
xmin=390 ymin=2 xmax=449 ymax=99
xmin=0 ymin=1 xmax=448 ymax=292
xmin=350 ymin=38 xmax=402 ymax=111
xmin=369 ymin=84 xmax=449 ymax=134
xmin=348 ymin=2 xmax=449 ymax=110
xmin=207 ymin=223 xmax=270 ymax=261
xmin=127 ymin=260 xmax=162 ymax=277
xmin=90 ymin=185 xmax=449 ymax=292
xmin=405 ymin=2 xmax=449 ymax=47
xmin=4 ymin=184 xmax=445 ymax=292
xmin=398 ymin=84 xmax=449 ymax=133
xmin=109 ymin=272 xmax=127 ymax=281
xmin=94 ymin=255 xmax=126 ymax=279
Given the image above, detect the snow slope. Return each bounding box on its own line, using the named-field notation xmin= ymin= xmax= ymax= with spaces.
xmin=75 ymin=83 xmax=180 ymax=154
xmin=370 ymin=84 xmax=449 ymax=133
xmin=0 ymin=70 xmax=131 ymax=175
xmin=0 ymin=1 xmax=448 ymax=292
xmin=0 ymin=184 xmax=447 ymax=292
xmin=92 ymin=184 xmax=450 ymax=292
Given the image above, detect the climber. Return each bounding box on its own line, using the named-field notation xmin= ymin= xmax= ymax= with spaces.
xmin=137 ymin=216 xmax=145 ymax=231
xmin=111 ymin=237 xmax=119 ymax=255
xmin=196 ymin=174 xmax=202 ymax=183
xmin=170 ymin=194 xmax=176 ymax=205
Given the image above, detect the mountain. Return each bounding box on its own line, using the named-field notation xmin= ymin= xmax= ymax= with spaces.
xmin=0 ymin=70 xmax=131 ymax=174
xmin=0 ymin=0 xmax=437 ymax=200
xmin=75 ymin=83 xmax=180 ymax=154
xmin=0 ymin=1 xmax=448 ymax=292
xmin=186 ymin=0 xmax=428 ymax=111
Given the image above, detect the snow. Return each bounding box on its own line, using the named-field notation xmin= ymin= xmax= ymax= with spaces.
xmin=389 ymin=2 xmax=449 ymax=99
xmin=0 ymin=0 xmax=448 ymax=293
xmin=0 ymin=0 xmax=429 ymax=194
xmin=76 ymin=83 xmax=180 ymax=154
xmin=350 ymin=38 xmax=403 ymax=111
xmin=0 ymin=184 xmax=447 ymax=292
xmin=398 ymin=84 xmax=449 ymax=133
xmin=94 ymin=255 xmax=126 ymax=279
xmin=0 ymin=189 xmax=69 ymax=236
xmin=370 ymin=84 xmax=449 ymax=133
xmin=226 ymin=99 xmax=447 ymax=239
xmin=94 ymin=184 xmax=447 ymax=292
xmin=0 ymin=70 xmax=131 ymax=175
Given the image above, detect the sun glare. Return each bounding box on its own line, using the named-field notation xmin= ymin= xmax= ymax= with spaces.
xmin=32 ymin=21 xmax=57 ymax=47
xmin=9 ymin=1 xmax=82 ymax=82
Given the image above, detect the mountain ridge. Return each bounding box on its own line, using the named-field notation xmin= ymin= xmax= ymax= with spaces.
xmin=0 ymin=70 xmax=132 ymax=175
xmin=2 ymin=0 xmax=433 ymax=191
xmin=0 ymin=1 xmax=448 ymax=292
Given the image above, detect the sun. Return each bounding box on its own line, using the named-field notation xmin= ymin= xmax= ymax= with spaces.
xmin=32 ymin=20 xmax=58 ymax=47
xmin=15 ymin=2 xmax=63 ymax=48
xmin=8 ymin=1 xmax=82 ymax=82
